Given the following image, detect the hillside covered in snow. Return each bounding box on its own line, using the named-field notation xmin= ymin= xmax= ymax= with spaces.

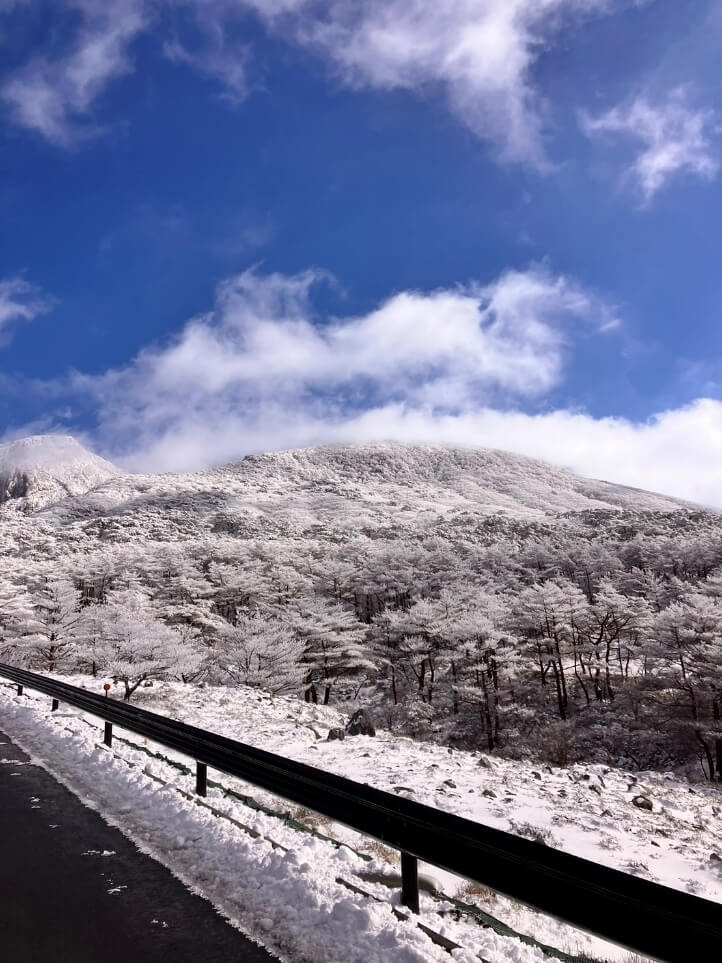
xmin=1 ymin=435 xmax=721 ymax=781
xmin=4 ymin=436 xmax=691 ymax=530
xmin=0 ymin=434 xmax=702 ymax=566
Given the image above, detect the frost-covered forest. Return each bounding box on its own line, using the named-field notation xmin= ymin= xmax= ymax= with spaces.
xmin=2 ymin=436 xmax=722 ymax=781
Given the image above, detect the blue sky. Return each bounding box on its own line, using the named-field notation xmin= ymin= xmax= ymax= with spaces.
xmin=1 ymin=0 xmax=722 ymax=504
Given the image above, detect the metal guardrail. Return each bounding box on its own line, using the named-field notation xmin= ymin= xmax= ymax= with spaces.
xmin=1 ymin=663 xmax=720 ymax=962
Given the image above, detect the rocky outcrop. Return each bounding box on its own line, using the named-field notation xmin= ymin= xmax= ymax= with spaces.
xmin=345 ymin=708 xmax=376 ymax=737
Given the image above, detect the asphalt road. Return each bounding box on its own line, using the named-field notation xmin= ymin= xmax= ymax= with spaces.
xmin=0 ymin=728 xmax=278 ymax=963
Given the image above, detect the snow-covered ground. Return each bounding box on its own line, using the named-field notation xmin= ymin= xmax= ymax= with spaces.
xmin=2 ymin=677 xmax=720 ymax=963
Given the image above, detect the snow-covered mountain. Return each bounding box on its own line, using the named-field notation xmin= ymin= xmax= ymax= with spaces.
xmin=8 ymin=438 xmax=691 ymax=534
xmin=0 ymin=435 xmax=121 ymax=512
xmin=0 ymin=433 xmax=710 ymax=582
xmin=2 ymin=435 xmax=710 ymax=608
xmin=2 ymin=436 xmax=720 ymax=779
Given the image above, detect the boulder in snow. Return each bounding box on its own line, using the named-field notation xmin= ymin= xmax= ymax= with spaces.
xmin=345 ymin=708 xmax=376 ymax=737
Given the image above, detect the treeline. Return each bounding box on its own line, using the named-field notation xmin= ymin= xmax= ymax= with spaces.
xmin=1 ymin=518 xmax=722 ymax=779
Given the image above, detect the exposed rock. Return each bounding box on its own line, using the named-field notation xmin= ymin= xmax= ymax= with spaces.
xmin=632 ymin=795 xmax=653 ymax=811
xmin=326 ymin=727 xmax=345 ymax=742
xmin=345 ymin=708 xmax=376 ymax=737
xmin=482 ymin=789 xmax=496 ymax=798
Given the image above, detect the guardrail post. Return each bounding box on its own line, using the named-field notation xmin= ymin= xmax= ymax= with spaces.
xmin=51 ymin=698 xmax=59 ymax=712
xmin=196 ymin=762 xmax=207 ymax=797
xmin=104 ymin=722 xmax=113 ymax=747
xmin=401 ymin=851 xmax=419 ymax=913
xmin=16 ymin=684 xmax=22 ymax=696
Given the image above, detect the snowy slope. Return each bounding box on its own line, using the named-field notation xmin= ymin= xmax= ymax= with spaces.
xmin=2 ymin=678 xmax=719 ymax=963
xmin=0 ymin=435 xmax=120 ymax=512
xmin=1 ymin=437 xmax=711 ymax=607
xmin=128 ymin=679 xmax=722 ymax=909
xmin=14 ymin=439 xmax=693 ymax=538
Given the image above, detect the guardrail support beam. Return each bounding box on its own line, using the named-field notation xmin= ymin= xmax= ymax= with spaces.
xmin=16 ymin=684 xmax=22 ymax=696
xmin=196 ymin=762 xmax=207 ymax=797
xmin=104 ymin=722 xmax=113 ymax=747
xmin=51 ymin=698 xmax=59 ymax=712
xmin=401 ymin=851 xmax=419 ymax=913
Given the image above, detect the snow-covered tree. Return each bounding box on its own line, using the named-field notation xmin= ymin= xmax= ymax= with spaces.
xmin=0 ymin=576 xmax=35 ymax=665
xmin=24 ymin=577 xmax=84 ymax=673
xmin=651 ymin=593 xmax=722 ymax=779
xmin=89 ymin=581 xmax=201 ymax=700
xmin=215 ymin=613 xmax=304 ymax=695
xmin=290 ymin=596 xmax=372 ymax=704
xmin=443 ymin=592 xmax=520 ymax=751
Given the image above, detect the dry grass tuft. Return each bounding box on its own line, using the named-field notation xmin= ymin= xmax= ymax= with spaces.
xmin=457 ymin=881 xmax=498 ymax=905
xmin=290 ymin=806 xmax=332 ymax=832
xmin=361 ymin=839 xmax=397 ymax=864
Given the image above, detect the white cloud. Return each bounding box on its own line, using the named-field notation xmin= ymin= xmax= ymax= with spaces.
xmin=0 ymin=277 xmax=53 ymax=340
xmin=192 ymin=0 xmax=627 ymax=165
xmin=2 ymin=0 xmax=631 ymax=161
xmin=264 ymin=0 xmax=623 ymax=164
xmin=2 ymin=0 xmax=148 ymax=145
xmin=70 ymin=264 xmax=616 ymax=468
xmin=163 ymin=1 xmax=249 ymax=102
xmin=582 ymin=87 xmax=719 ymax=200
xmin=105 ymin=398 xmax=722 ymax=509
xmin=10 ymin=262 xmax=709 ymax=507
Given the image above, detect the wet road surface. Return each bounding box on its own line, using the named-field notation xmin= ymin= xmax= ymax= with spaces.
xmin=0 ymin=728 xmax=278 ymax=962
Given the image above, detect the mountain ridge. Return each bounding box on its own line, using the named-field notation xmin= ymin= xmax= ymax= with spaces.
xmin=0 ymin=435 xmax=697 ymax=524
